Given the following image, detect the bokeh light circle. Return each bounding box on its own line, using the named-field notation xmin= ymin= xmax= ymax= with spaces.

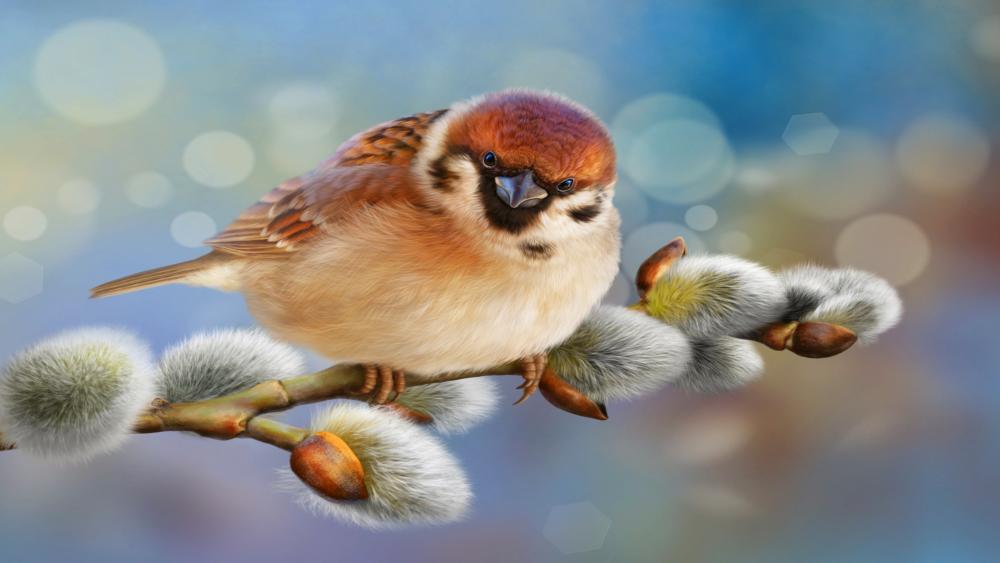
xmin=735 ymin=165 xmax=778 ymax=194
xmin=684 ymin=205 xmax=718 ymax=231
xmin=34 ymin=19 xmax=165 ymax=125
xmin=895 ymin=114 xmax=990 ymax=195
xmin=56 ymin=179 xmax=101 ymax=215
xmin=268 ymin=83 xmax=339 ymax=141
xmin=125 ymin=172 xmax=174 ymax=208
xmin=664 ymin=408 xmax=749 ymax=466
xmin=614 ymin=94 xmax=734 ymax=205
xmin=717 ymin=231 xmax=752 ymax=255
xmin=835 ymin=213 xmax=930 ymax=286
xmin=685 ymin=485 xmax=754 ymax=518
xmin=170 ymin=211 xmax=217 ymax=248
xmin=971 ymin=16 xmax=1000 ymax=62
xmin=3 ymin=207 xmax=48 ymax=241
xmin=622 ymin=222 xmax=706 ymax=277
xmin=183 ymin=131 xmax=255 ymax=188
xmin=772 ymin=130 xmax=894 ymax=220
xmin=613 ymin=94 xmax=721 ymax=153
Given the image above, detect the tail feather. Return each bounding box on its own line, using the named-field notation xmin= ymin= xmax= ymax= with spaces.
xmin=91 ymin=254 xmax=221 ymax=299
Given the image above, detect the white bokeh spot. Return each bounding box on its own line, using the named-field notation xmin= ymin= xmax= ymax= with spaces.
xmin=268 ymin=83 xmax=339 ymax=141
xmin=34 ymin=19 xmax=165 ymax=125
xmin=783 ymin=113 xmax=840 ymax=156
xmin=684 ymin=205 xmax=718 ymax=231
xmin=685 ymin=484 xmax=755 ymax=518
xmin=717 ymin=231 xmax=752 ymax=255
xmin=772 ymin=130 xmax=894 ymax=220
xmin=614 ymin=94 xmax=733 ymax=204
xmin=542 ymin=502 xmax=611 ymax=554
xmin=183 ymin=131 xmax=255 ymax=188
xmin=664 ymin=407 xmax=750 ymax=466
xmin=0 ymin=253 xmax=44 ymax=304
xmin=835 ymin=213 xmax=930 ymax=286
xmin=56 ymin=179 xmax=101 ymax=215
xmin=125 ymin=171 xmax=174 ymax=208
xmin=170 ymin=211 xmax=217 ymax=248
xmin=3 ymin=206 xmax=48 ymax=241
xmin=896 ymin=114 xmax=990 ymax=195
xmin=970 ymin=16 xmax=1000 ymax=62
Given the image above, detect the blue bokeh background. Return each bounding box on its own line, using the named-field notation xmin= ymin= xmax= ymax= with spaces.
xmin=2 ymin=1 xmax=999 ymax=562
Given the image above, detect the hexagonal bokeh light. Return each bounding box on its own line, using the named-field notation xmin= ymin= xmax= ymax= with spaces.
xmin=542 ymin=501 xmax=611 ymax=554
xmin=0 ymin=253 xmax=44 ymax=304
xmin=782 ymin=113 xmax=840 ymax=155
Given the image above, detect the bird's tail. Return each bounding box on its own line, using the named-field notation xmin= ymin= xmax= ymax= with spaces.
xmin=90 ymin=253 xmax=224 ymax=299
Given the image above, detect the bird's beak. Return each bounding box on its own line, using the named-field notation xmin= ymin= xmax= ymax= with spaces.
xmin=495 ymin=172 xmax=548 ymax=208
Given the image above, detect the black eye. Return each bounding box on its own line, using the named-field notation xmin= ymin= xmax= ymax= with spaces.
xmin=482 ymin=151 xmax=497 ymax=168
xmin=557 ymin=178 xmax=575 ymax=193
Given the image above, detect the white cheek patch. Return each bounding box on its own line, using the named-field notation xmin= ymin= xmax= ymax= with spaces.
xmin=448 ymin=157 xmax=486 ymax=224
xmin=536 ymin=189 xmax=612 ymax=241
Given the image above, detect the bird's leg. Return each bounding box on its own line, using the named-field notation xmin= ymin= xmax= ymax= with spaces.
xmin=513 ymin=353 xmax=547 ymax=405
xmin=360 ymin=365 xmax=406 ymax=404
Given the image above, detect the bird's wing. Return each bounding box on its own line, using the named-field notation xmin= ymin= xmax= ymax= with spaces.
xmin=205 ymin=164 xmax=419 ymax=257
xmin=322 ymin=109 xmax=449 ymax=168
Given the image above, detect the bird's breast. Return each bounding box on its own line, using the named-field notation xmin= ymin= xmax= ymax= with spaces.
xmin=241 ymin=205 xmax=620 ymax=376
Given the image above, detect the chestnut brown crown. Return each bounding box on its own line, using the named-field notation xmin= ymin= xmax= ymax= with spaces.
xmin=445 ymin=91 xmax=617 ymax=190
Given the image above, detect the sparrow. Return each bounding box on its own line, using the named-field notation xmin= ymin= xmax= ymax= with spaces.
xmin=93 ymin=90 xmax=621 ymax=405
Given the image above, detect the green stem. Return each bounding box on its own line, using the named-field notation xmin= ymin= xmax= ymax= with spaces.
xmin=245 ymin=418 xmax=310 ymax=451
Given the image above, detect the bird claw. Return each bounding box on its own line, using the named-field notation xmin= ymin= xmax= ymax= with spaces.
xmin=361 ymin=365 xmax=407 ymax=404
xmin=513 ymin=353 xmax=546 ymax=405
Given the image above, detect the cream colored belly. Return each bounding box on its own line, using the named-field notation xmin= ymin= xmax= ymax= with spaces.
xmin=239 ymin=236 xmax=617 ymax=377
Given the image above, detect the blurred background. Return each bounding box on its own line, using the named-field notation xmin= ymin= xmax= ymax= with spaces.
xmin=1 ymin=1 xmax=998 ymax=561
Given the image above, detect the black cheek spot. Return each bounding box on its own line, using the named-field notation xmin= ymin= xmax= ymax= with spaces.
xmin=520 ymin=241 xmax=553 ymax=260
xmin=569 ymin=203 xmax=602 ymax=223
xmin=428 ymin=156 xmax=454 ymax=191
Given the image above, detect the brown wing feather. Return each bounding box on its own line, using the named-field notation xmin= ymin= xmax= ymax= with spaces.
xmin=321 ymin=109 xmax=448 ymax=168
xmin=205 ymin=109 xmax=447 ymax=257
xmin=206 ymin=164 xmax=420 ymax=257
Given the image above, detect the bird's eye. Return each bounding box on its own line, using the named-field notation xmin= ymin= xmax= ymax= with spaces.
xmin=557 ymin=178 xmax=575 ymax=193
xmin=482 ymin=151 xmax=498 ymax=168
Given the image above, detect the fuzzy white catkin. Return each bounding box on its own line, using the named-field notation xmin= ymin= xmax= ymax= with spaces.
xmin=279 ymin=403 xmax=472 ymax=529
xmin=674 ymin=338 xmax=764 ymax=393
xmin=779 ymin=265 xmax=902 ymax=343
xmin=549 ymin=306 xmax=693 ymax=403
xmin=0 ymin=327 xmax=155 ymax=462
xmin=386 ymin=378 xmax=499 ymax=435
xmin=157 ymin=328 xmax=306 ymax=402
xmin=645 ymin=255 xmax=787 ymax=339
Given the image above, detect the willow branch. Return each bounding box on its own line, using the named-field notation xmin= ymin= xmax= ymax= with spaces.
xmin=127 ymin=362 xmax=521 ymax=446
xmin=1 ymin=237 xmax=860 ymax=454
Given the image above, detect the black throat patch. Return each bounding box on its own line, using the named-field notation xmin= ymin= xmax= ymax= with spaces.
xmin=477 ymin=174 xmax=550 ymax=234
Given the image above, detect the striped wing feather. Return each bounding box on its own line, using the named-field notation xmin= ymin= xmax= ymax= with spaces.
xmin=205 ymin=110 xmax=446 ymax=257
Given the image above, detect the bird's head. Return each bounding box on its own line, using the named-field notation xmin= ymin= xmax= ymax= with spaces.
xmin=415 ymin=90 xmax=618 ymax=255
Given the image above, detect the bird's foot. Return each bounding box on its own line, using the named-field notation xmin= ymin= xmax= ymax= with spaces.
xmin=513 ymin=353 xmax=547 ymax=405
xmin=360 ymin=365 xmax=407 ymax=404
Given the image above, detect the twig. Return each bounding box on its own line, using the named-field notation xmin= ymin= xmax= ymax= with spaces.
xmin=1 ymin=237 xmax=859 ymax=454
